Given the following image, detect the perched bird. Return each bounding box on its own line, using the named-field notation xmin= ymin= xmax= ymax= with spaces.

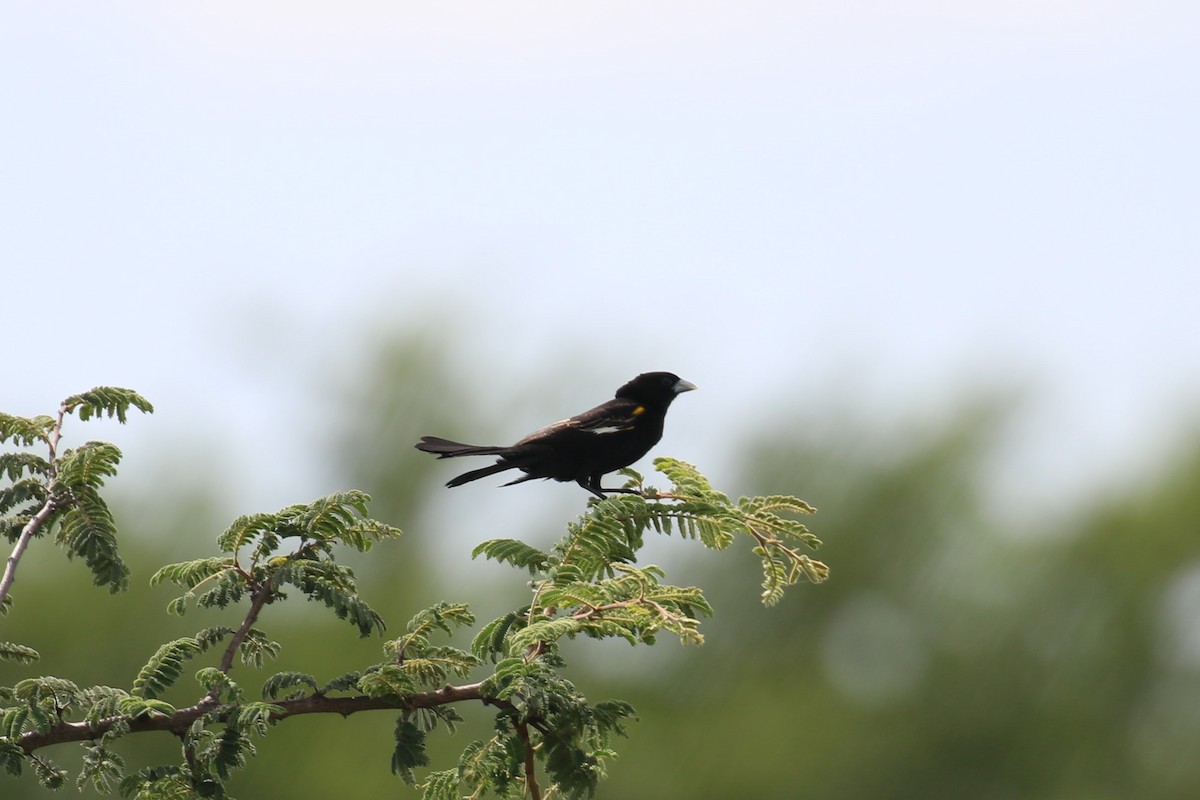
xmin=415 ymin=372 xmax=697 ymax=498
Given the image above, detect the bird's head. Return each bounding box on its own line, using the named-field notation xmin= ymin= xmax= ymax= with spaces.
xmin=616 ymin=372 xmax=697 ymax=407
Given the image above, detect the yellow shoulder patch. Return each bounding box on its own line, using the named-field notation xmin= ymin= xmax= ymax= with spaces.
xmin=632 ymin=406 xmax=645 ymax=416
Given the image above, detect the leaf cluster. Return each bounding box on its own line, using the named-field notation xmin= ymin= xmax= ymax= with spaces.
xmin=153 ymin=491 xmax=401 ymax=637
xmin=1 ymin=485 xmax=405 ymax=796
xmin=422 ymin=659 xmax=637 ymax=800
xmin=2 ymin=389 xmax=828 ymax=799
xmin=1 ymin=389 xmax=154 ymax=719
xmin=448 ymin=458 xmax=826 ymax=797
xmin=472 ymin=458 xmax=827 ymax=664
xmin=2 ymin=387 xmax=152 ymax=595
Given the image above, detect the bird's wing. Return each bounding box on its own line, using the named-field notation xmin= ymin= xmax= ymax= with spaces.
xmin=515 ymin=398 xmax=646 ymax=444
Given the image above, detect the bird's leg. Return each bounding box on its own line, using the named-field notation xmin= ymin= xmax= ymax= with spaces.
xmin=578 ymin=478 xmax=608 ymax=500
xmin=580 ymin=476 xmax=640 ymax=498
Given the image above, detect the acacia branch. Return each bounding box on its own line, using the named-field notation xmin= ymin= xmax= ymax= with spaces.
xmin=216 ymin=583 xmax=272 ymax=676
xmin=18 ymin=682 xmax=487 ymax=754
xmin=0 ymin=496 xmax=59 ymax=608
xmin=514 ymin=721 xmax=543 ymax=800
xmin=0 ymin=404 xmax=68 ymax=608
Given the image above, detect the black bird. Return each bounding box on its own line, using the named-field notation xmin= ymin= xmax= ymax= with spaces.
xmin=415 ymin=372 xmax=697 ymax=498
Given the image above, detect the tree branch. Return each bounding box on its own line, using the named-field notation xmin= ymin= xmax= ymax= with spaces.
xmin=0 ymin=496 xmax=59 ymax=608
xmin=216 ymin=583 xmax=272 ymax=676
xmin=514 ymin=721 xmax=542 ymax=800
xmin=18 ymin=682 xmax=487 ymax=754
xmin=0 ymin=403 xmax=68 ymax=608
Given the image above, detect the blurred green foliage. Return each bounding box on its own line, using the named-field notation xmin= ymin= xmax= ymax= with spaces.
xmin=4 ymin=337 xmax=1200 ymax=799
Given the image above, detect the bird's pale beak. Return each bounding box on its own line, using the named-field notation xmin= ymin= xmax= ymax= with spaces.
xmin=673 ymin=379 xmax=698 ymax=394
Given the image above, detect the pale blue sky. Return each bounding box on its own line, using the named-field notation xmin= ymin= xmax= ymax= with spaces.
xmin=4 ymin=2 xmax=1198 ymax=518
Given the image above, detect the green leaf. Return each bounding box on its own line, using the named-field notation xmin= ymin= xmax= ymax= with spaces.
xmin=80 ymin=685 xmax=133 ymax=724
xmin=118 ymin=765 xmax=191 ymax=799
xmin=194 ymin=626 xmax=235 ymax=651
xmin=420 ymin=769 xmax=459 ymax=800
xmin=390 ymin=602 xmax=476 ymax=662
xmin=150 ymin=557 xmax=232 ymax=589
xmin=13 ymin=675 xmax=80 ymax=708
xmin=0 ymin=451 xmax=51 ymax=482
xmin=221 ymin=491 xmax=400 ymax=556
xmin=397 ymin=650 xmax=480 ymax=687
xmin=132 ymin=638 xmax=203 ymax=698
xmin=358 ymin=665 xmax=416 ymax=699
xmin=216 ymin=511 xmax=280 ymax=554
xmin=116 ymin=697 xmax=176 ymax=719
xmin=471 ymin=611 xmax=523 ymax=663
xmin=0 ymin=477 xmax=47 ymax=521
xmin=195 ymin=667 xmax=241 ymax=702
xmin=194 ymin=571 xmax=246 ymax=610
xmin=320 ymin=671 xmax=362 ymax=694
xmin=0 ymin=413 xmax=54 ymax=446
xmin=471 ymin=538 xmax=551 ymax=573
xmin=392 ymin=717 xmax=430 ymax=784
xmin=507 ymin=618 xmax=585 ymax=654
xmin=56 ymin=441 xmax=122 ymax=490
xmin=31 ymin=753 xmax=68 ymax=789
xmin=592 ymin=699 xmax=638 ymax=740
xmin=293 ymin=490 xmax=401 ymax=549
xmin=272 ymin=560 xmax=384 ymax=637
xmin=55 ymin=486 xmax=129 ymax=592
xmin=237 ymin=628 xmax=281 ymax=669
xmin=228 ymin=701 xmax=283 ymax=737
xmin=62 ymin=387 xmax=154 ymax=423
xmin=0 ymin=641 xmax=39 ymax=663
xmin=209 ymin=725 xmax=254 ymax=780
xmin=0 ymin=738 xmax=26 ymax=776
xmin=262 ymin=671 xmax=319 ymax=701
xmin=78 ymin=743 xmax=126 ymax=793
xmin=2 ymin=707 xmax=30 ymax=741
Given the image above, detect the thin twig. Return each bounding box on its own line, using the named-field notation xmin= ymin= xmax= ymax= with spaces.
xmin=515 ymin=721 xmax=543 ymax=800
xmin=216 ymin=582 xmax=272 ymax=676
xmin=0 ymin=497 xmax=59 ymax=609
xmin=19 ymin=682 xmax=487 ymax=754
xmin=0 ymin=403 xmax=68 ymax=608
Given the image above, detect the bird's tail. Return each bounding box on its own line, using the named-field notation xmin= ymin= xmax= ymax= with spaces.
xmin=446 ymin=461 xmax=519 ymax=488
xmin=415 ymin=436 xmax=508 ymax=459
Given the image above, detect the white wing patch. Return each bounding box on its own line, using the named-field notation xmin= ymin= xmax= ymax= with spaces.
xmin=586 ymin=425 xmax=627 ymax=435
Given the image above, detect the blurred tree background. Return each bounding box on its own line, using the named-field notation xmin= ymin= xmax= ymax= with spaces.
xmin=4 ymin=332 xmax=1200 ymax=800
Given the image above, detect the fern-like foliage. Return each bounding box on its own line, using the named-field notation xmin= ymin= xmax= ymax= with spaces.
xmin=0 ymin=414 xmax=55 ymax=447
xmin=3 ymin=383 xmax=827 ymax=800
xmin=471 ymin=539 xmax=550 ymax=573
xmin=0 ymin=478 xmax=48 ymax=537
xmin=472 ymin=658 xmax=636 ymax=800
xmin=132 ymin=639 xmax=203 ymax=700
xmin=261 ymin=671 xmax=319 ymax=702
xmin=0 ymin=452 xmax=51 ymax=483
xmin=54 ymin=485 xmax=129 ymax=592
xmin=429 ymin=458 xmax=825 ymax=799
xmin=390 ymin=602 xmax=477 ymax=662
xmin=78 ymin=742 xmax=126 ymax=793
xmin=471 ymin=611 xmax=526 ymax=664
xmin=392 ymin=717 xmax=431 ymax=784
xmin=0 ymin=390 xmax=150 ymax=604
xmin=361 ymin=603 xmax=484 ymax=767
xmin=473 ymin=459 xmax=824 ymax=665
xmin=0 ymin=642 xmax=39 ymax=664
xmin=215 ymin=489 xmax=401 ymax=558
xmin=56 ymin=441 xmax=122 ymax=490
xmin=0 ymin=490 xmax=406 ymax=794
xmin=62 ymin=387 xmax=154 ymax=424
xmin=156 ymin=492 xmax=399 ymax=637
xmin=419 ymin=733 xmax=526 ymax=800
